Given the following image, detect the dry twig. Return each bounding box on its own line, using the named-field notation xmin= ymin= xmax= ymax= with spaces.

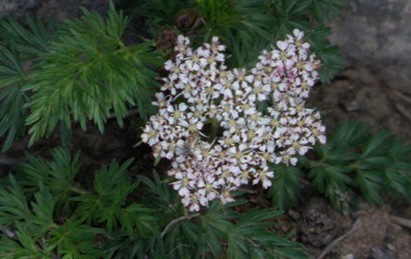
xmin=390 ymin=215 xmax=411 ymax=229
xmin=317 ymin=219 xmax=362 ymax=259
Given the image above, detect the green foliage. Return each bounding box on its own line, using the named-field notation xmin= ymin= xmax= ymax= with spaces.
xmin=21 ymin=148 xmax=80 ymax=199
xmin=0 ymin=148 xmax=305 ymax=258
xmin=300 ymin=122 xmax=411 ymax=213
xmin=0 ymin=222 xmax=50 ymax=258
xmin=0 ymin=45 xmax=27 ymax=151
xmin=128 ymin=0 xmax=196 ymax=31
xmin=0 ymin=16 xmax=51 ymax=151
xmin=0 ymin=1 xmax=346 ymax=150
xmin=0 ymin=5 xmax=161 ymax=150
xmin=24 ymin=4 xmax=161 ymax=146
xmin=310 ymin=0 xmax=346 ymax=22
xmin=134 ymin=174 xmax=307 ymax=258
xmin=0 ymin=174 xmax=31 ymax=225
xmin=224 ymin=208 xmax=306 ymax=258
xmin=48 ymin=219 xmax=105 ymax=258
xmin=0 ymin=16 xmax=51 ymax=58
xmin=267 ymin=0 xmax=345 ymax=83
xmin=268 ymin=164 xmax=302 ymax=211
xmin=126 ymin=0 xmax=345 ymax=79
xmin=0 ymin=148 xmax=152 ymax=258
xmin=0 ymin=173 xmax=104 ymax=258
xmin=73 ymin=159 xmax=152 ymax=235
xmin=154 ymin=200 xmax=306 ymax=259
xmin=4 ymin=2 xmax=399 ymax=257
xmin=196 ymin=0 xmax=274 ymax=66
xmin=267 ymin=122 xmax=411 ymax=214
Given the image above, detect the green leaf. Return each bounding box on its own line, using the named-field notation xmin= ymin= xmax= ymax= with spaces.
xmin=306 ymin=25 xmax=345 ymax=83
xmin=311 ymin=0 xmax=346 ymax=22
xmin=328 ymin=121 xmax=371 ymax=149
xmin=362 ymin=131 xmax=391 ymax=156
xmin=304 ymin=121 xmax=411 ymax=213
xmin=24 ymin=6 xmax=161 ymax=146
xmin=12 ymin=222 xmax=48 ymax=258
xmin=268 ymin=164 xmax=302 ymax=210
xmin=48 ymin=219 xmax=104 ymax=258
xmin=71 ymin=193 xmax=100 ymax=224
xmin=225 ymin=208 xmax=306 ymax=258
xmin=19 ymin=148 xmax=81 ymax=206
xmin=78 ymin=159 xmax=138 ymax=232
xmin=383 ymin=166 xmax=411 ymax=201
xmin=120 ymin=203 xmax=159 ymax=237
xmin=93 ymin=159 xmax=135 ymax=198
xmin=0 ymin=16 xmax=54 ymax=150
xmin=0 ymin=174 xmax=31 ymax=225
xmin=0 ymin=16 xmax=51 ymax=58
xmin=307 ymin=165 xmax=352 ymax=213
xmin=0 ymin=236 xmax=22 ymax=258
xmin=137 ymin=170 xmax=182 ymax=216
xmin=354 ymin=170 xmax=384 ymax=206
xmin=30 ymin=182 xmax=56 ymax=235
xmin=0 ymin=44 xmax=29 ymax=151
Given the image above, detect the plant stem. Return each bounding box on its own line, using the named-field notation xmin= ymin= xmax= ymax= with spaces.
xmin=69 ymin=185 xmax=90 ymax=195
xmin=161 ymin=213 xmax=200 ymax=238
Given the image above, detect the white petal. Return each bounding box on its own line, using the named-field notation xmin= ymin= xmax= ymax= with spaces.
xmin=277 ymin=41 xmax=288 ymax=51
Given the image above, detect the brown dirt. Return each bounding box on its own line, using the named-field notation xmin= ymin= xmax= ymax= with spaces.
xmin=311 ymin=65 xmax=411 ymax=143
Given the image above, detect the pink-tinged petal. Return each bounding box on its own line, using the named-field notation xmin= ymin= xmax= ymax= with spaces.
xmin=178 ymin=187 xmax=190 ymax=196
xmin=189 ymin=203 xmax=200 ymax=212
xmin=290 ymin=157 xmax=298 ymax=166
xmin=262 ymin=178 xmax=272 ymax=188
xmin=199 ymin=196 xmax=208 ymax=206
xmin=276 ymin=41 xmax=289 ymax=51
xmin=164 ymin=60 xmax=174 ymax=71
xmin=207 ymin=192 xmax=217 ymax=200
xmin=293 ymin=29 xmax=304 ymax=40
xmin=181 ymin=196 xmax=190 ymax=206
xmin=318 ymin=135 xmax=326 ymax=144
xmin=178 ymin=102 xmax=188 ymax=111
xmin=223 ymin=88 xmax=233 ymax=98
xmin=299 ymin=146 xmax=309 ymax=156
xmin=220 ymin=193 xmax=234 ymax=204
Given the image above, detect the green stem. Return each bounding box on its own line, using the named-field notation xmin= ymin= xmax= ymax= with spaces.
xmin=161 ymin=213 xmax=200 ymax=238
xmin=208 ymin=118 xmax=220 ymax=143
xmin=69 ymin=185 xmax=90 ymax=195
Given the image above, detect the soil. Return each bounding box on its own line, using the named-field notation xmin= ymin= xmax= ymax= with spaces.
xmin=311 ymin=65 xmax=411 ymax=144
xmin=1 ymin=0 xmax=411 ymax=258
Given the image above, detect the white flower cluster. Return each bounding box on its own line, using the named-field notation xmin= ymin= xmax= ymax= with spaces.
xmin=141 ymin=29 xmax=326 ymax=211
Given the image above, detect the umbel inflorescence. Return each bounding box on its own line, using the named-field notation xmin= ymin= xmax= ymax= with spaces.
xmin=141 ymin=29 xmax=326 ymax=211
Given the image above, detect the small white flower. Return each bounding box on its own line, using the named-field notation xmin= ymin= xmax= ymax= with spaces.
xmin=141 ymin=31 xmax=325 ymax=211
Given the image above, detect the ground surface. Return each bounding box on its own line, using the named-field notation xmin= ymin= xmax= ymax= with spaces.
xmin=1 ymin=0 xmax=411 ymax=258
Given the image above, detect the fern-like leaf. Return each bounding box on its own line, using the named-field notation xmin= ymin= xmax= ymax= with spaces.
xmin=268 ymin=164 xmax=302 ymax=210
xmin=311 ymin=0 xmax=346 ymax=22
xmin=48 ymin=219 xmax=104 ymax=258
xmin=24 ymin=5 xmax=161 ymax=146
xmin=0 ymin=174 xmax=31 ymax=225
xmin=0 ymin=44 xmax=29 ymax=151
xmin=30 ymin=183 xmax=56 ymax=236
xmin=19 ymin=148 xmax=81 ymax=205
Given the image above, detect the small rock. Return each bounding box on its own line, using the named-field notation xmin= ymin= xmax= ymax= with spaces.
xmin=340 ymin=253 xmax=355 ymax=259
xmin=0 ymin=0 xmax=41 ymax=18
xmin=370 ymin=246 xmax=396 ymax=259
xmin=298 ymin=197 xmax=352 ymax=248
